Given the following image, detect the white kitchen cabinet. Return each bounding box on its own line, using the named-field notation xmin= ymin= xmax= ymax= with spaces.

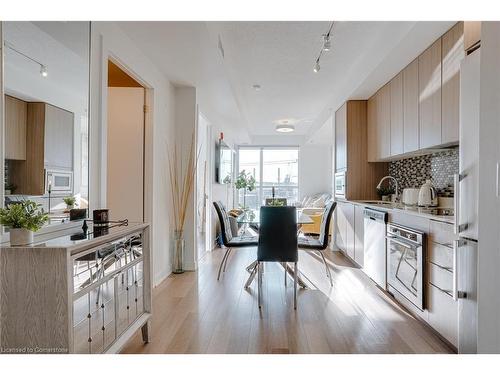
xmin=44 ymin=103 xmax=74 ymax=170
xmin=345 ymin=202 xmax=355 ymax=261
xmin=354 ymin=205 xmax=364 ymax=267
xmin=390 ymin=72 xmax=404 ymax=156
xmin=335 ymin=202 xmax=356 ymax=263
xmin=403 ymin=58 xmax=419 ymax=153
xmin=442 ymin=22 xmax=464 ymax=145
xmin=419 ymin=38 xmax=442 ymax=149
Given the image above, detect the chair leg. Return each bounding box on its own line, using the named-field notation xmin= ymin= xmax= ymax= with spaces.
xmin=258 ymin=262 xmax=262 ymax=309
xmin=244 ymin=263 xmax=258 ymax=289
xmin=318 ymin=250 xmax=333 ymax=286
xmin=294 ymin=262 xmax=298 ymax=310
xmin=222 ymin=249 xmax=232 ymax=272
xmin=217 ymin=249 xmax=230 ymax=281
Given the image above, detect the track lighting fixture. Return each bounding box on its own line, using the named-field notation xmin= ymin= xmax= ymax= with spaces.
xmin=313 ymin=59 xmax=321 ymax=73
xmin=4 ymin=41 xmax=48 ymax=78
xmin=312 ymin=22 xmax=334 ymax=73
xmin=323 ymin=34 xmax=331 ymax=51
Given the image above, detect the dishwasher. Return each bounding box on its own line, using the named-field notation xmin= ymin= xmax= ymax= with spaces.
xmin=363 ymin=208 xmax=388 ymax=289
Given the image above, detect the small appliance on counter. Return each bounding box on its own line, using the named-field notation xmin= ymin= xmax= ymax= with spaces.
xmin=401 ymin=188 xmax=420 ymax=206
xmin=418 ymin=180 xmax=438 ymax=207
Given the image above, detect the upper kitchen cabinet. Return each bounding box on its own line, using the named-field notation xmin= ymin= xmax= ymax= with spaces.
xmin=377 ymin=84 xmax=391 ymax=159
xmin=390 ymin=72 xmax=404 ymax=156
xmin=442 ymin=22 xmax=464 ymax=145
xmin=367 ymin=84 xmax=391 ymax=160
xmin=464 ymin=21 xmax=481 ymax=53
xmin=367 ymin=94 xmax=377 ymax=162
xmin=5 ymin=95 xmax=27 ymax=161
xmin=335 ymin=100 xmax=388 ymax=200
xmin=403 ymin=58 xmax=419 ymax=153
xmin=9 ymin=102 xmax=74 ymax=195
xmin=419 ymin=38 xmax=442 ymax=149
xmin=335 ymin=102 xmax=347 ymax=171
xmin=44 ymin=103 xmax=74 ymax=170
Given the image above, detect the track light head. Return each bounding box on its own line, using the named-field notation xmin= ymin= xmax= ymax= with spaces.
xmin=40 ymin=65 xmax=48 ymax=77
xmin=313 ymin=60 xmax=320 ymax=73
xmin=323 ymin=34 xmax=331 ymax=51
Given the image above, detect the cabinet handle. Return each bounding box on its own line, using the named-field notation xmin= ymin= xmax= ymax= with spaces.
xmin=430 ymin=261 xmax=453 ymax=272
xmin=452 ymin=239 xmax=458 ymax=301
xmin=496 ymin=162 xmax=500 ymax=198
xmin=429 ymin=281 xmax=453 ymax=298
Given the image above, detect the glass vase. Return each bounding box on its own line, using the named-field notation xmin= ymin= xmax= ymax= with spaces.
xmin=173 ymin=230 xmax=185 ymax=274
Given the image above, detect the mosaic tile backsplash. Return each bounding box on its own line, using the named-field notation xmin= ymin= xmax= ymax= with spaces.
xmin=388 ymin=148 xmax=459 ymax=197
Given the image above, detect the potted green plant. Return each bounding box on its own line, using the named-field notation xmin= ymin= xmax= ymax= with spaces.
xmin=376 ymin=186 xmax=395 ymax=201
xmin=0 ymin=200 xmax=49 ymax=246
xmin=235 ymin=170 xmax=256 ymax=210
xmin=63 ymin=196 xmax=77 ymax=210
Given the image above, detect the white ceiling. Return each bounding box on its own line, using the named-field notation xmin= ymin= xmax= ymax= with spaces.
xmin=118 ymin=21 xmax=455 ymax=143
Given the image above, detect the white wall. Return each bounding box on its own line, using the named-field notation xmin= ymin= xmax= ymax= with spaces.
xmin=299 ymin=144 xmax=333 ymax=200
xmin=477 ymin=22 xmax=500 ymax=353
xmin=173 ymin=86 xmax=197 ymax=271
xmin=90 ymin=22 xmax=175 ymax=285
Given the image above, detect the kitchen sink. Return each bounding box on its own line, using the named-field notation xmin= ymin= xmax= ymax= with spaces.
xmin=359 ymin=200 xmax=395 ymax=206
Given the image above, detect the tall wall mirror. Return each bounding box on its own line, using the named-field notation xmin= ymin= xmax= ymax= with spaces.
xmin=2 ymin=21 xmax=90 ymax=229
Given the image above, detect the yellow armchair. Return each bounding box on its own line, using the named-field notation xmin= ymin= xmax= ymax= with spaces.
xmin=300 ymin=212 xmax=323 ymax=235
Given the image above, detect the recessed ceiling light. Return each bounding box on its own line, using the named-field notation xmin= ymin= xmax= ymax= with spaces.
xmin=276 ymin=124 xmax=295 ymax=133
xmin=252 ymin=84 xmax=261 ymax=91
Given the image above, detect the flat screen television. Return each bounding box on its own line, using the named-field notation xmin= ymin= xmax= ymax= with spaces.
xmin=215 ymin=139 xmax=233 ymax=184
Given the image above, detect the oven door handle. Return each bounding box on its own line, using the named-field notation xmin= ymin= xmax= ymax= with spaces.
xmin=385 ymin=236 xmax=420 ymax=249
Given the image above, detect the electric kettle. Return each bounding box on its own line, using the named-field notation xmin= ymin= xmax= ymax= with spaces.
xmin=418 ymin=180 xmax=438 ymax=207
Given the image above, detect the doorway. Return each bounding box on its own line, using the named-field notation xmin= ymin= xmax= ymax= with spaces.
xmin=106 ymin=60 xmax=145 ymax=222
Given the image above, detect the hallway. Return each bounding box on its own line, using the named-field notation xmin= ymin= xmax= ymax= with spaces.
xmin=121 ymin=247 xmax=453 ymax=354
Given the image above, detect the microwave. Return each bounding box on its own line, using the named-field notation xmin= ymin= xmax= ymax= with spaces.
xmin=334 ymin=171 xmax=346 ymax=198
xmin=45 ymin=169 xmax=73 ymax=194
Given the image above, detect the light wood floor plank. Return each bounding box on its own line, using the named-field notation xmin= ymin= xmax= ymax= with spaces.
xmin=121 ymin=247 xmax=454 ymax=354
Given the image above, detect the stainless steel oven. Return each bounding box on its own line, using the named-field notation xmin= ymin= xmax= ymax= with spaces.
xmin=386 ymin=223 xmax=426 ymax=310
xmin=334 ymin=171 xmax=346 ymax=199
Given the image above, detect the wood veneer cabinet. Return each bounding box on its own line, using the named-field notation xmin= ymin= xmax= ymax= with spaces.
xmin=403 ymin=58 xmax=420 ymax=153
xmin=335 ymin=100 xmax=388 ymax=200
xmin=442 ymin=21 xmax=464 ymax=145
xmin=5 ymin=95 xmax=27 ymax=160
xmin=419 ymin=38 xmax=442 ymax=149
xmin=464 ymin=21 xmax=481 ymax=52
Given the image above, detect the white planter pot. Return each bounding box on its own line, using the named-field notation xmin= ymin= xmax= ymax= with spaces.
xmin=9 ymin=228 xmax=34 ymax=246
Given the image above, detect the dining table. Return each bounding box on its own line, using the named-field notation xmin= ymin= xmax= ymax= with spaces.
xmin=236 ymin=208 xmax=314 ymax=289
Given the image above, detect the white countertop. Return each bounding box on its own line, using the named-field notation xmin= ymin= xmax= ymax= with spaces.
xmin=344 ymin=199 xmax=455 ymax=224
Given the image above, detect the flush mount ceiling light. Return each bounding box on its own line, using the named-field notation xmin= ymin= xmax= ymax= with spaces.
xmin=313 ymin=21 xmax=335 ymax=73
xmin=276 ymin=124 xmax=295 ymax=133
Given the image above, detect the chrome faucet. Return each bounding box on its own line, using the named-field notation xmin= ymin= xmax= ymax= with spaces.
xmin=376 ymin=176 xmax=399 ymax=202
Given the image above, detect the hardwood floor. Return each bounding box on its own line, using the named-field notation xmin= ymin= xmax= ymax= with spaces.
xmin=121 ymin=247 xmax=454 ymax=354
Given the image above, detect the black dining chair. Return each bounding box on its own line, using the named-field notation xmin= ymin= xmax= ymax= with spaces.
xmin=298 ymin=201 xmax=336 ymax=286
xmin=213 ymin=201 xmax=258 ymax=280
xmin=257 ymin=206 xmax=298 ymax=309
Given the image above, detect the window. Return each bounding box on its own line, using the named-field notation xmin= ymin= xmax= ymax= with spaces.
xmin=237 ymin=147 xmax=299 ymax=210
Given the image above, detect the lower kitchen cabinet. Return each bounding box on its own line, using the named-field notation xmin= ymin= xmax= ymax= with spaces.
xmin=335 ymin=201 xmax=363 ymax=266
xmin=427 ymin=283 xmax=458 ymax=347
xmin=354 ymin=205 xmax=364 ymax=266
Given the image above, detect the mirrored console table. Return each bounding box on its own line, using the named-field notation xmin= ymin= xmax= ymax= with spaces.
xmin=0 ymin=222 xmax=151 ymax=354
